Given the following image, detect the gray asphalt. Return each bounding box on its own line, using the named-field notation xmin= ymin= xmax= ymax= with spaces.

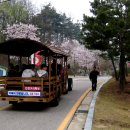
xmin=0 ymin=77 xmax=107 ymax=130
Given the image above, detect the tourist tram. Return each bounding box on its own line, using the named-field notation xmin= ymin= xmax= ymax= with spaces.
xmin=0 ymin=38 xmax=71 ymax=106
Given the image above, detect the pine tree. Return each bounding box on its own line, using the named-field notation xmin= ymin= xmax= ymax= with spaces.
xmin=82 ymin=0 xmax=130 ymax=91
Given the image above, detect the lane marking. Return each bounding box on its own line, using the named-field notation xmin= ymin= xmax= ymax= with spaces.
xmin=57 ymin=81 xmax=103 ymax=130
xmin=0 ymin=105 xmax=12 ymax=111
xmin=57 ymin=87 xmax=91 ymax=130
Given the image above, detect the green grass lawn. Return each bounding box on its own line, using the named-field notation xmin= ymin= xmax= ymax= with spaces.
xmin=92 ymin=79 xmax=130 ymax=130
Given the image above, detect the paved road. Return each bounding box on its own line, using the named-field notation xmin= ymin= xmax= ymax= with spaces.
xmin=0 ymin=76 xmax=109 ymax=130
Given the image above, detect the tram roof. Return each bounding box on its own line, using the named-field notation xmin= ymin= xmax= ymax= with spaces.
xmin=0 ymin=38 xmax=68 ymax=57
xmin=46 ymin=45 xmax=68 ymax=57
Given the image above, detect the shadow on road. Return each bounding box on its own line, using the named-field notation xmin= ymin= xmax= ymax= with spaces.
xmin=7 ymin=102 xmax=52 ymax=112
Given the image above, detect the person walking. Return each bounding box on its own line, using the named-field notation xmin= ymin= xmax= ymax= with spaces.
xmin=89 ymin=67 xmax=99 ymax=91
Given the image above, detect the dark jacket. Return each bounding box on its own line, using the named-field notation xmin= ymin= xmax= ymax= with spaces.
xmin=89 ymin=70 xmax=99 ymax=81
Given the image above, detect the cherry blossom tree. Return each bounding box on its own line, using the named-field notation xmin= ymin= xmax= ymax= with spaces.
xmin=61 ymin=40 xmax=99 ymax=70
xmin=3 ymin=23 xmax=40 ymax=42
xmin=2 ymin=23 xmax=41 ymax=65
xmin=2 ymin=23 xmax=100 ymax=71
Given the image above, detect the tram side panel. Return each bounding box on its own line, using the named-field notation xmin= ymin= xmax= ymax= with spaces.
xmin=0 ymin=77 xmax=61 ymax=104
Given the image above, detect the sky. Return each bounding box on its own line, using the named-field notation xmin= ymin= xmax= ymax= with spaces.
xmin=30 ymin=0 xmax=93 ymax=22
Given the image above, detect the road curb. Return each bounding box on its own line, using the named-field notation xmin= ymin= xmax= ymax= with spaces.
xmin=84 ymin=78 xmax=111 ymax=130
xmin=57 ymin=87 xmax=91 ymax=130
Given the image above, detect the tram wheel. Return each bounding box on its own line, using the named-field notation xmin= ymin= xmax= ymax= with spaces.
xmin=68 ymin=78 xmax=73 ymax=91
xmin=51 ymin=89 xmax=60 ymax=107
xmin=9 ymin=101 xmax=18 ymax=106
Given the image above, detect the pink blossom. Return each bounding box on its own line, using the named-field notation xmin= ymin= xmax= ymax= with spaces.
xmin=3 ymin=23 xmax=40 ymax=42
xmin=61 ymin=40 xmax=99 ymax=68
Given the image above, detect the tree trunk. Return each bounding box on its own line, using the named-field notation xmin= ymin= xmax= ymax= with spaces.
xmin=119 ymin=43 xmax=125 ymax=92
xmin=110 ymin=55 xmax=119 ymax=81
xmin=125 ymin=63 xmax=128 ymax=77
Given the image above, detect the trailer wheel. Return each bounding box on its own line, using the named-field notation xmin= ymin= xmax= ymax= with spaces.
xmin=63 ymin=84 xmax=68 ymax=94
xmin=9 ymin=101 xmax=18 ymax=106
xmin=52 ymin=97 xmax=59 ymax=107
xmin=68 ymin=78 xmax=73 ymax=91
xmin=51 ymin=89 xmax=60 ymax=107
